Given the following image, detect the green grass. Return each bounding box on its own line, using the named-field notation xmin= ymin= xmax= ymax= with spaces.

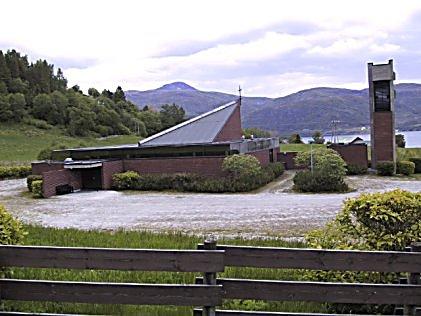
xmin=279 ymin=144 xmax=326 ymax=152
xmin=0 ymin=123 xmax=140 ymax=163
xmin=3 ymin=226 xmax=327 ymax=315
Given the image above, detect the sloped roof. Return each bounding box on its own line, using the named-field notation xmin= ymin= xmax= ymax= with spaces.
xmin=138 ymin=100 xmax=239 ymax=147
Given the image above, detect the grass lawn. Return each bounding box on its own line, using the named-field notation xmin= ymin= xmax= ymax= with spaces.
xmin=279 ymin=143 xmax=326 ymax=152
xmin=0 ymin=123 xmax=140 ymax=163
xmin=3 ymin=226 xmax=327 ymax=315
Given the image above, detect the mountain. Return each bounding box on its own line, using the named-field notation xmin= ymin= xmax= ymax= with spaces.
xmin=126 ymin=82 xmax=421 ymax=135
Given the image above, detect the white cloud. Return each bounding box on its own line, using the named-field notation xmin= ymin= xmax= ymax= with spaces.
xmin=1 ymin=0 xmax=421 ymax=96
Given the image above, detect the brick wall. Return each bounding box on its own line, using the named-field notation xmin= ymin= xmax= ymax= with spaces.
xmin=214 ymin=104 xmax=242 ymax=142
xmin=32 ymin=162 xmax=64 ymax=175
xmin=373 ymin=112 xmax=395 ymax=165
xmin=330 ymin=144 xmax=368 ymax=168
xmin=123 ymin=156 xmax=226 ymax=177
xmin=249 ymin=149 xmax=271 ymax=166
xmin=42 ymin=169 xmax=81 ymax=198
xmin=277 ymin=152 xmax=300 ymax=170
xmin=102 ymin=160 xmax=124 ymax=189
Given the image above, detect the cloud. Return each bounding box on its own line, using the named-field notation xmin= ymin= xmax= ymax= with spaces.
xmin=2 ymin=0 xmax=421 ymax=96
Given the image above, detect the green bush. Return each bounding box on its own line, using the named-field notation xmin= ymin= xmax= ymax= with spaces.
xmin=396 ymin=160 xmax=415 ymax=176
xmin=27 ymin=175 xmax=43 ymax=192
xmin=0 ymin=204 xmax=26 ymax=245
xmin=376 ymin=161 xmax=395 ymax=176
xmin=222 ymin=154 xmax=262 ymax=180
xmin=31 ymin=180 xmax=43 ymax=198
xmin=305 ymin=190 xmax=421 ymax=314
xmin=0 ymin=165 xmax=32 ymax=180
xmin=408 ymin=157 xmax=421 ymax=173
xmin=346 ymin=164 xmax=367 ymax=175
xmin=293 ymin=148 xmax=348 ymax=192
xmin=111 ymin=162 xmax=284 ymax=193
xmin=111 ymin=171 xmax=141 ymax=190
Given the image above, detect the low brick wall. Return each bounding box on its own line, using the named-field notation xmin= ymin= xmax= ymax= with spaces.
xmin=123 ymin=156 xmax=226 ymax=177
xmin=32 ymin=162 xmax=64 ymax=175
xmin=329 ymin=144 xmax=368 ymax=168
xmin=102 ymin=160 xmax=124 ymax=189
xmin=249 ymin=149 xmax=271 ymax=166
xmin=277 ymin=152 xmax=300 ymax=170
xmin=42 ymin=169 xmax=82 ymax=198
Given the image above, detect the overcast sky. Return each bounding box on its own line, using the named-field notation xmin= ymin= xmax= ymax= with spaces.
xmin=2 ymin=0 xmax=421 ymax=97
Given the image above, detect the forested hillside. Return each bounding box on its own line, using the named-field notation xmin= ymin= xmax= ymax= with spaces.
xmin=0 ymin=49 xmax=185 ymax=138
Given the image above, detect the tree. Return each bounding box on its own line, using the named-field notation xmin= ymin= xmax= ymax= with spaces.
xmin=0 ymin=51 xmax=11 ymax=84
xmin=8 ymin=93 xmax=26 ymax=122
xmin=50 ymin=91 xmax=68 ymax=125
xmin=88 ymin=87 xmax=100 ymax=98
xmin=113 ymin=86 xmax=126 ymax=103
xmin=138 ymin=109 xmax=163 ymax=135
xmin=0 ymin=95 xmax=12 ymax=121
xmin=71 ymin=85 xmax=82 ymax=93
xmin=395 ymin=134 xmax=405 ymax=148
xmin=0 ymin=82 xmax=7 ymax=94
xmin=288 ymin=133 xmax=303 ymax=144
xmin=312 ymin=130 xmax=325 ymax=144
xmin=101 ymin=89 xmax=113 ymax=99
xmin=8 ymin=78 xmax=28 ymax=94
xmin=243 ymin=128 xmax=271 ymax=139
xmin=32 ymin=93 xmax=55 ymax=123
xmin=159 ymin=103 xmax=185 ymax=129
xmin=293 ymin=148 xmax=348 ymax=192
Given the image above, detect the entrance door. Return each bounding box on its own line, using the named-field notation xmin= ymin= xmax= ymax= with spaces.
xmin=81 ymin=167 xmax=102 ymax=189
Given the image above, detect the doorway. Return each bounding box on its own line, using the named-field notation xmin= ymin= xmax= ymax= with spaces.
xmin=81 ymin=167 xmax=102 ymax=189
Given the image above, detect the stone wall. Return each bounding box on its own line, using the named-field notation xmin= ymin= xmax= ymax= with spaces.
xmin=102 ymin=160 xmax=124 ymax=189
xmin=329 ymin=144 xmax=368 ymax=168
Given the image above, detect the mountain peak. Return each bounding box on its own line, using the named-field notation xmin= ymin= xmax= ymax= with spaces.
xmin=158 ymin=82 xmax=197 ymax=91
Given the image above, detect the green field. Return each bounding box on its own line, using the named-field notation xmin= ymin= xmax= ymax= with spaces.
xmin=3 ymin=226 xmax=327 ymax=315
xmin=279 ymin=143 xmax=326 ymax=152
xmin=0 ymin=123 xmax=140 ymax=163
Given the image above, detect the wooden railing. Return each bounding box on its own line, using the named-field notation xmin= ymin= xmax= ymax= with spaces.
xmin=0 ymin=242 xmax=420 ymax=315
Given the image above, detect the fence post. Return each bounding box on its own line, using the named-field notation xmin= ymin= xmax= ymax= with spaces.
xmin=202 ymin=237 xmax=217 ymax=316
xmin=404 ymin=242 xmax=421 ymax=315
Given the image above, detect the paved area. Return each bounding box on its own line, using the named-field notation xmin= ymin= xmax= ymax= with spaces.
xmin=1 ymin=173 xmax=420 ymax=237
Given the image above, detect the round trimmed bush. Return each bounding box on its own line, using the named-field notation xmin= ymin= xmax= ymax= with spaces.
xmin=396 ymin=160 xmax=415 ymax=176
xmin=31 ymin=180 xmax=43 ymax=198
xmin=27 ymin=175 xmax=43 ymax=192
xmin=112 ymin=171 xmax=141 ymax=190
xmin=222 ymin=154 xmax=262 ymax=179
xmin=376 ymin=161 xmax=395 ymax=176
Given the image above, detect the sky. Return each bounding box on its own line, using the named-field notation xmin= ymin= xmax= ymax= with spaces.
xmin=2 ymin=0 xmax=421 ymax=97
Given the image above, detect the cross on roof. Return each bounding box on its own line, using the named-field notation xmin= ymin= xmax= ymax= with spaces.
xmin=238 ymin=85 xmax=242 ymax=98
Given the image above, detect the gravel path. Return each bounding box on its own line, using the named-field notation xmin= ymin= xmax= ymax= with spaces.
xmin=1 ymin=173 xmax=420 ymax=237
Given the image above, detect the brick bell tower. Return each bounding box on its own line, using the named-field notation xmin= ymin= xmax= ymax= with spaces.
xmin=368 ymin=59 xmax=396 ymax=170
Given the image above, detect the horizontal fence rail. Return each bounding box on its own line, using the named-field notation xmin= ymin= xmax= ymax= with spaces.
xmin=197 ymin=244 xmax=421 ymax=273
xmin=193 ymin=309 xmax=380 ymax=316
xmin=0 ymin=245 xmax=225 ymax=272
xmin=0 ymin=279 xmax=223 ymax=306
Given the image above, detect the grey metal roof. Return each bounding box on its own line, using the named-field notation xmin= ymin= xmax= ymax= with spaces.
xmin=138 ymin=100 xmax=239 ymax=147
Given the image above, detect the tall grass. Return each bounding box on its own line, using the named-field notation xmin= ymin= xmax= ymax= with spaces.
xmin=3 ymin=226 xmax=327 ymax=315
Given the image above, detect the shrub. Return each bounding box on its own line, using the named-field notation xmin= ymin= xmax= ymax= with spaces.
xmin=266 ymin=162 xmax=285 ymax=177
xmin=408 ymin=157 xmax=421 ymax=173
xmin=376 ymin=161 xmax=395 ymax=176
xmin=396 ymin=160 xmax=415 ymax=176
xmin=31 ymin=180 xmax=43 ymax=198
xmin=0 ymin=165 xmax=32 ymax=180
xmin=27 ymin=175 xmax=43 ymax=192
xmin=305 ymin=190 xmax=421 ymax=314
xmin=0 ymin=204 xmax=26 ymax=245
xmin=112 ymin=171 xmax=141 ymax=190
xmin=293 ymin=148 xmax=348 ymax=192
xmin=346 ymin=164 xmax=368 ymax=175
xmin=222 ymin=154 xmax=262 ymax=179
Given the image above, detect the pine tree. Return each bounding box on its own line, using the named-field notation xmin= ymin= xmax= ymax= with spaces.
xmin=0 ymin=51 xmax=11 ymax=84
xmin=113 ymin=86 xmax=126 ymax=102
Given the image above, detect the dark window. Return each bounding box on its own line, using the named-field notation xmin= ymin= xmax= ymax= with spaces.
xmin=374 ymin=81 xmax=391 ymax=111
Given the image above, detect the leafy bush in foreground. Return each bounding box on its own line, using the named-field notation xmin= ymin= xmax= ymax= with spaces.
xmin=396 ymin=160 xmax=415 ymax=176
xmin=0 ymin=165 xmax=31 ymax=180
xmin=293 ymin=148 xmax=348 ymax=192
xmin=0 ymin=204 xmax=26 ymax=246
xmin=304 ymin=190 xmax=421 ymax=314
xmin=376 ymin=161 xmax=395 ymax=176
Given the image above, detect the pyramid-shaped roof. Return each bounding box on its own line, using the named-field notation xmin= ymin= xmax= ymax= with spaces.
xmin=138 ymin=100 xmax=239 ymax=147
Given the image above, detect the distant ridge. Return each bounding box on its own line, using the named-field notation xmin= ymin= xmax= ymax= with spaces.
xmin=126 ymin=82 xmax=421 ymax=135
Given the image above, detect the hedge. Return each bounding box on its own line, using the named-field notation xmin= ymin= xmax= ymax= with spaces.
xmin=27 ymin=175 xmax=43 ymax=192
xmin=0 ymin=165 xmax=31 ymax=180
xmin=31 ymin=180 xmax=43 ymax=198
xmin=346 ymin=164 xmax=368 ymax=175
xmin=112 ymin=162 xmax=284 ymax=193
xmin=396 ymin=161 xmax=415 ymax=176
xmin=376 ymin=161 xmax=395 ymax=176
xmin=408 ymin=157 xmax=421 ymax=173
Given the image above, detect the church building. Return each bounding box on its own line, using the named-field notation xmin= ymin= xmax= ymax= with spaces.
xmin=32 ymin=99 xmax=279 ymax=197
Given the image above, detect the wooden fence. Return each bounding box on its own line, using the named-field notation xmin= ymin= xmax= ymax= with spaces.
xmin=0 ymin=241 xmax=420 ymax=316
